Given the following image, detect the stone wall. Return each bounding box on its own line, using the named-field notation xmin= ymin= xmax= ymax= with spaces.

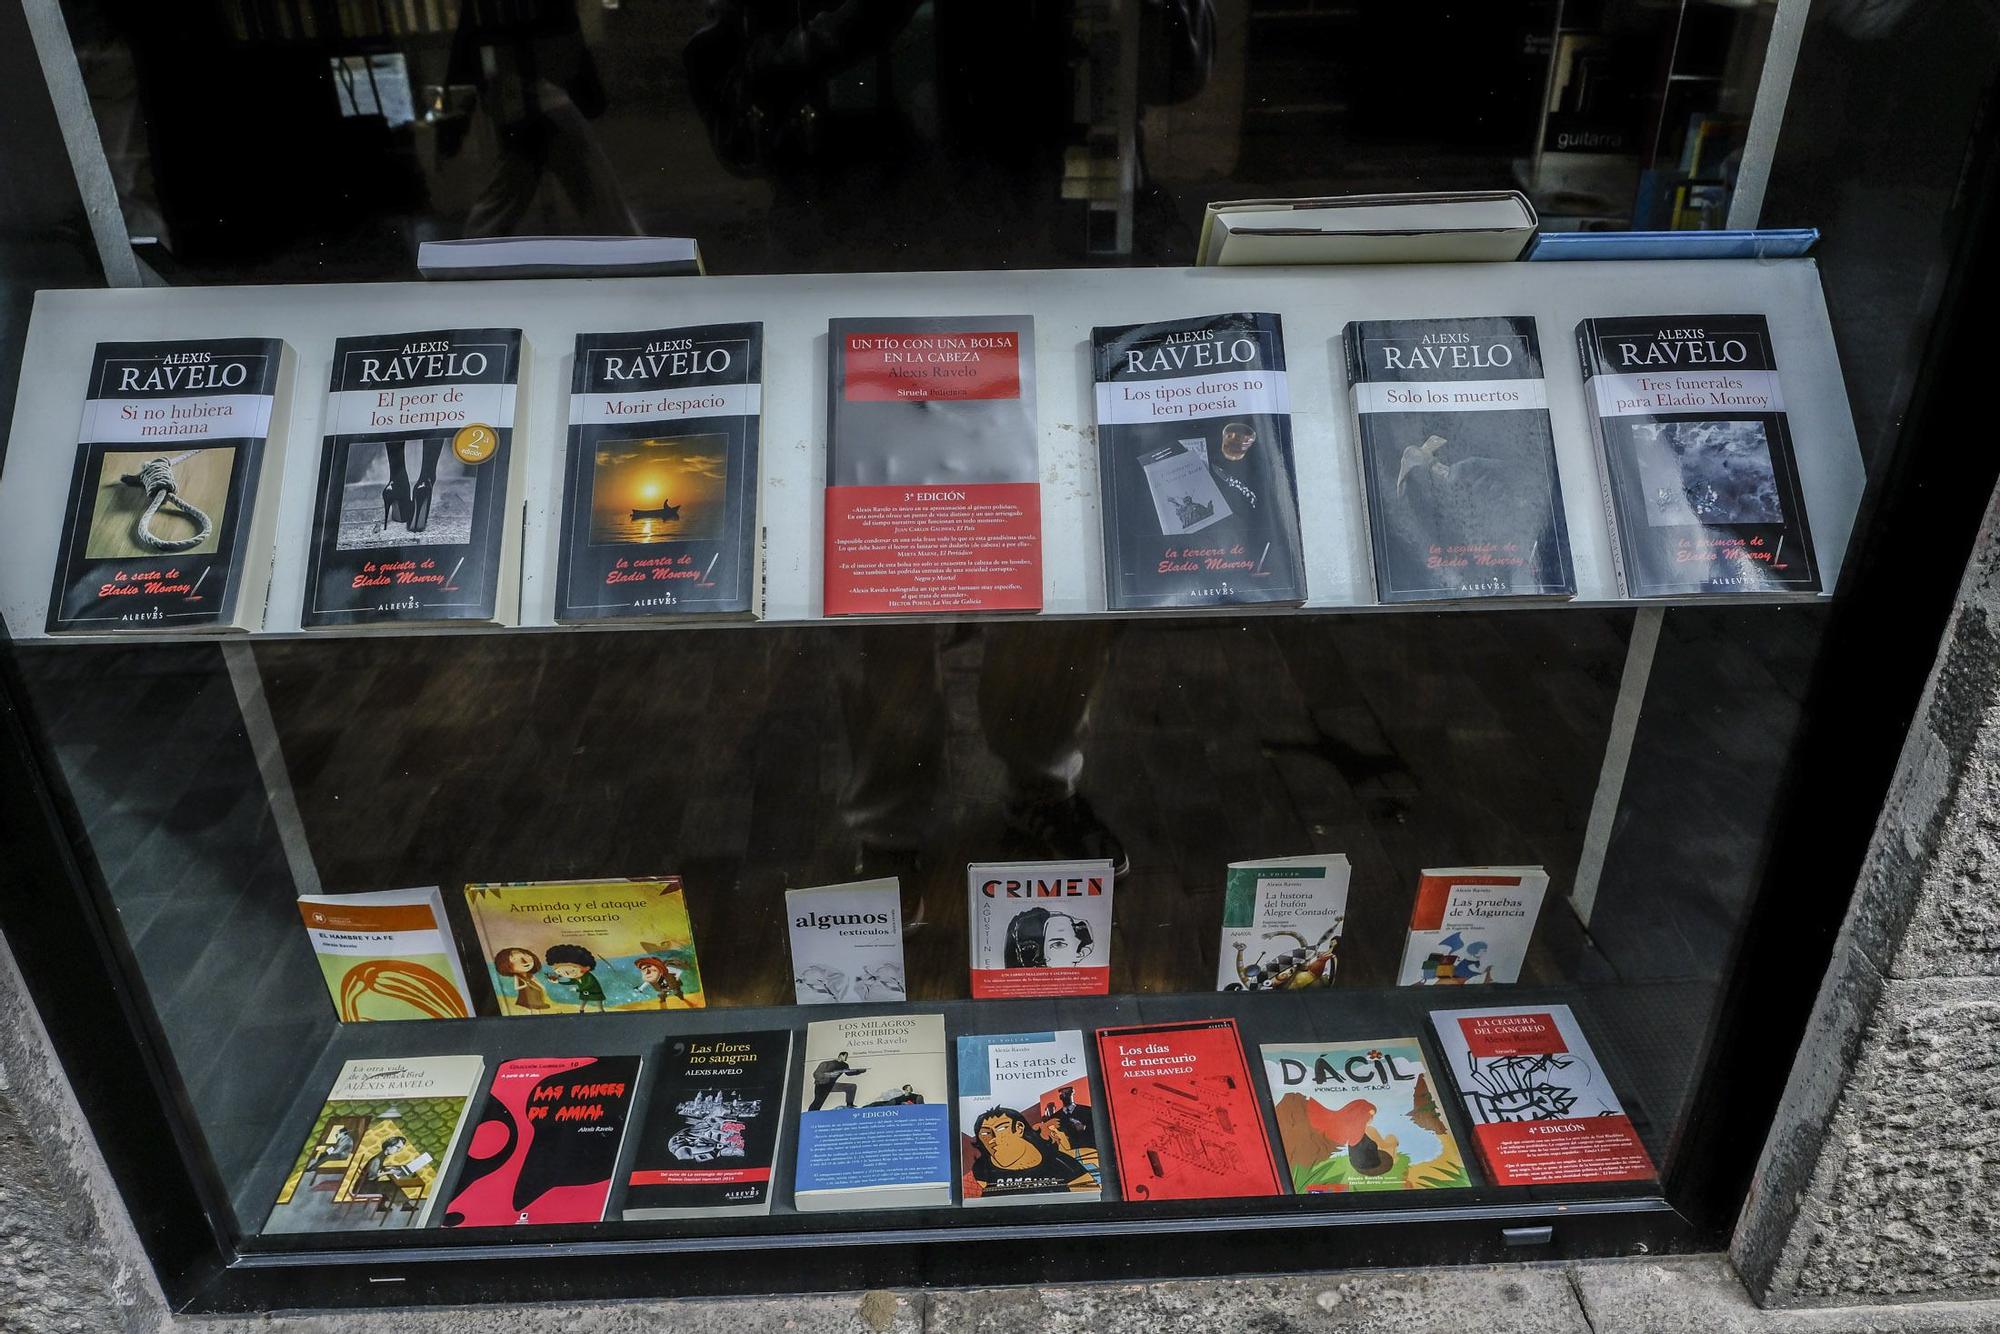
xmin=1733 ymin=487 xmax=2000 ymax=1305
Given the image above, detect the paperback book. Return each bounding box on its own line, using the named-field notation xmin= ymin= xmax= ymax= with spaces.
xmin=1576 ymin=313 xmax=1819 ymax=597
xmin=297 ymin=886 xmax=476 ymax=1021
xmin=957 ymin=1030 xmax=1101 ymax=1206
xmin=1092 ymin=312 xmax=1307 ymax=609
xmin=1216 ymin=854 xmax=1351 ymax=992
xmin=302 ymin=327 xmax=526 ymax=626
xmin=967 ymin=859 xmax=1115 ymax=999
xmin=48 ymin=337 xmax=292 ymax=633
xmin=463 ymin=878 xmax=704 ymax=1016
xmin=1095 ymin=1018 xmax=1282 ymax=1202
xmin=441 ymin=1055 xmax=642 ymax=1226
xmin=265 ymin=1055 xmax=483 ymax=1232
xmin=1259 ymin=1040 xmax=1470 ymax=1194
xmin=824 ymin=315 xmax=1041 ymax=615
xmin=1430 ymin=1004 xmax=1657 ymax=1185
xmin=1396 ymin=867 xmax=1549 ymax=986
xmin=794 ymin=1013 xmax=952 ymax=1211
xmin=623 ymin=1031 xmax=793 ymax=1219
xmin=555 ymin=323 xmax=763 ymax=620
xmin=1344 ymin=316 xmax=1575 ymax=601
xmin=786 ymin=878 xmax=906 ymax=1005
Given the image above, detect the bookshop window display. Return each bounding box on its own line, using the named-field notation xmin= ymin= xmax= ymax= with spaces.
xmin=1 ymin=0 xmax=1995 ymax=1317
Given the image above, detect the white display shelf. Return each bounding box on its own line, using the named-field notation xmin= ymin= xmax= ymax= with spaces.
xmin=0 ymin=260 xmax=1863 ymax=642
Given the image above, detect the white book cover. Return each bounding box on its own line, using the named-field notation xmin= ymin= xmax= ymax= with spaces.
xmin=1139 ymin=442 xmax=1232 ymax=535
xmin=785 ymin=878 xmax=906 ymax=1005
xmin=1395 ymin=867 xmax=1549 ymax=986
xmin=967 ymin=860 xmax=1115 ymax=999
xmin=1216 ymin=854 xmax=1350 ymax=991
xmin=1429 ymin=1003 xmax=1655 ymax=1186
xmin=794 ymin=1013 xmax=952 ymax=1210
xmin=297 ymin=886 xmax=477 ymax=1021
xmin=265 ymin=1055 xmax=485 ymax=1232
xmin=957 ymin=1030 xmax=1101 ymax=1206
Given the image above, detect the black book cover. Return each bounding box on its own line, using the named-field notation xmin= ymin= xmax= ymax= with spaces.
xmin=556 ymin=324 xmax=762 ymax=620
xmin=441 ymin=1055 xmax=641 ymax=1226
xmin=1345 ymin=316 xmax=1575 ymax=602
xmin=622 ymin=1030 xmax=792 ymax=1218
xmin=1092 ymin=313 xmax=1307 ymax=610
xmin=47 ymin=338 xmax=284 ymax=632
xmin=302 ymin=328 xmax=522 ymax=626
xmin=1576 ymin=314 xmax=1819 ymax=597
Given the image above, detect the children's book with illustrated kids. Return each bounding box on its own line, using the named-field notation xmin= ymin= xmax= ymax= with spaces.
xmin=463 ymin=878 xmax=705 ymax=1016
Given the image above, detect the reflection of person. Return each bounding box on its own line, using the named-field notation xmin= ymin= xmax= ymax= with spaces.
xmin=809 ymin=1052 xmax=867 ymax=1110
xmin=971 ymin=1107 xmax=1092 ymax=1192
xmin=1004 ymin=908 xmax=1094 ymax=968
xmin=1207 ymin=421 xmax=1263 ymax=516
xmin=634 ymin=956 xmax=685 ymax=1008
xmin=543 ymin=943 xmax=607 ymax=1012
xmin=493 ymin=947 xmax=550 ymax=1011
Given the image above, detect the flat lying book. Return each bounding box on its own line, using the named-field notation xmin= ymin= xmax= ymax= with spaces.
xmin=1345 ymin=317 xmax=1575 ymax=602
xmin=1216 ymin=854 xmax=1350 ymax=991
xmin=265 ymin=1055 xmax=483 ymax=1232
xmin=463 ymin=878 xmax=705 ymax=1016
xmin=1198 ymin=192 xmax=1536 ymax=266
xmin=556 ymin=324 xmax=763 ymax=621
xmin=417 ymin=235 xmax=703 ymax=279
xmin=1430 ymin=1004 xmax=1656 ymax=1186
xmin=1095 ymin=1018 xmax=1282 ymax=1202
xmin=794 ymin=1013 xmax=952 ymax=1211
xmin=958 ymin=1030 xmax=1101 ymax=1206
xmin=786 ymin=878 xmax=906 ymax=1005
xmin=442 ymin=1055 xmax=642 ymax=1226
xmin=1577 ymin=314 xmax=1820 ymax=597
xmin=1260 ymin=1040 xmax=1470 ymax=1194
xmin=297 ymin=886 xmax=476 ymax=1021
xmin=48 ymin=337 xmax=292 ymax=633
xmin=824 ymin=315 xmax=1042 ymax=615
xmin=1093 ymin=313 xmax=1307 ymax=609
xmin=967 ymin=860 xmax=1115 ymax=999
xmin=622 ymin=1031 xmax=793 ymax=1219
xmin=1396 ymin=866 xmax=1549 ymax=986
xmin=302 ymin=327 xmax=526 ymax=627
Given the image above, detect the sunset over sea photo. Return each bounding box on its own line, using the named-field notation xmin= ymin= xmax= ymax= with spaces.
xmin=589 ymin=434 xmax=728 ymax=545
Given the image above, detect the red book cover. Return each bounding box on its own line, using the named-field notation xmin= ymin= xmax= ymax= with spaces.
xmin=440 ymin=1055 xmax=641 ymax=1227
xmin=1095 ymin=1018 xmax=1283 ymax=1202
xmin=823 ymin=316 xmax=1042 ymax=616
xmin=1430 ymin=1004 xmax=1656 ymax=1186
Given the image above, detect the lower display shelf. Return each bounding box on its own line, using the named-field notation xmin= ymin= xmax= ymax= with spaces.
xmin=232 ymin=980 xmax=1700 ymax=1256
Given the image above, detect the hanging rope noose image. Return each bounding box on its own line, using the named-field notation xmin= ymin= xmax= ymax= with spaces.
xmin=119 ymin=451 xmax=213 ymax=552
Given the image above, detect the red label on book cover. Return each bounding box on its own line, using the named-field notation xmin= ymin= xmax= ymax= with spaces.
xmin=1458 ymin=1012 xmax=1565 ymax=1059
xmin=824 ymin=482 xmax=1042 ymax=615
xmin=627 ymin=1167 xmax=771 ymax=1186
xmin=1472 ymin=1116 xmax=1656 ymax=1185
xmin=842 ymin=331 xmax=1022 ymax=402
xmin=1095 ymin=1020 xmax=1283 ymax=1203
xmin=969 ymin=965 xmax=1109 ymax=1000
xmin=1409 ymin=874 xmax=1526 ymax=931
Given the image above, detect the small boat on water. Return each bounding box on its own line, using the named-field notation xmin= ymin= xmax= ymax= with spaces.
xmin=630 ymin=500 xmax=680 ymax=520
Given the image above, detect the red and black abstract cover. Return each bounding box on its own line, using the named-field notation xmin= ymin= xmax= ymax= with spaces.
xmin=1095 ymin=1018 xmax=1283 ymax=1202
xmin=441 ymin=1055 xmax=640 ymax=1227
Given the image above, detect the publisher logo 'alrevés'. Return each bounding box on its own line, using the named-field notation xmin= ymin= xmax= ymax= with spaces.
xmin=980 ymin=876 xmax=1106 ymax=898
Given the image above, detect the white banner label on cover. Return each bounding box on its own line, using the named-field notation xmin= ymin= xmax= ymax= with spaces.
xmin=79 ymin=393 xmax=275 ymax=445
xmin=325 ymin=383 xmax=517 ymax=436
xmin=1352 ymin=378 xmax=1549 ymax=415
xmin=1095 ymin=369 xmax=1291 ymax=426
xmin=569 ymin=383 xmax=763 ymax=426
xmin=1590 ymin=369 xmax=1785 ymax=419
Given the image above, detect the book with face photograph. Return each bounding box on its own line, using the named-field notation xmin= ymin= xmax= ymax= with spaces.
xmin=555 ymin=323 xmax=763 ymax=620
xmin=1092 ymin=312 xmax=1307 ymax=609
xmin=301 ymin=327 xmax=526 ymax=626
xmin=1576 ymin=313 xmax=1819 ymax=597
xmin=966 ymin=860 xmax=1115 ymax=999
xmin=47 ymin=337 xmax=292 ymax=633
xmin=1344 ymin=316 xmax=1575 ymax=602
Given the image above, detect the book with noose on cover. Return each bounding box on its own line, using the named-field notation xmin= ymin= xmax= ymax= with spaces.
xmin=47 ymin=337 xmax=294 ymax=632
